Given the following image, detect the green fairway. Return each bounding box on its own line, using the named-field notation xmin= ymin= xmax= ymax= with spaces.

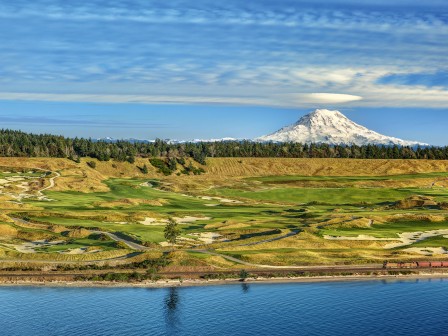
xmin=212 ymin=186 xmax=448 ymax=205
xmin=322 ymin=221 xmax=448 ymax=239
xmin=248 ymin=172 xmax=448 ymax=183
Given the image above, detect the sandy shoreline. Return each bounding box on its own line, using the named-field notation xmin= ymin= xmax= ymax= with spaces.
xmin=1 ymin=273 xmax=448 ymax=288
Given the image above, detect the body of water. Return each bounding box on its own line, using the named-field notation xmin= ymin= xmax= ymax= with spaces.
xmin=0 ymin=279 xmax=447 ymax=336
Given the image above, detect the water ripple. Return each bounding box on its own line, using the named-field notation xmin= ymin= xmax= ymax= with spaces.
xmin=1 ymin=279 xmax=448 ymax=336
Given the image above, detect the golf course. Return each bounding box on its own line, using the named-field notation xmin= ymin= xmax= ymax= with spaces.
xmin=1 ymin=156 xmax=448 ymax=273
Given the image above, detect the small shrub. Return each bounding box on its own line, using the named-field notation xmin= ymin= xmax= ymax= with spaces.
xmin=87 ymin=161 xmax=97 ymax=169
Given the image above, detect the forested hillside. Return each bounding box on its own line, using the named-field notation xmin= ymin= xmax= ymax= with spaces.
xmin=0 ymin=129 xmax=447 ymax=162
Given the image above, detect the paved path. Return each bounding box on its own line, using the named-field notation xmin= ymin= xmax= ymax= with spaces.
xmin=38 ymin=170 xmax=61 ymax=193
xmin=92 ymin=231 xmax=152 ymax=251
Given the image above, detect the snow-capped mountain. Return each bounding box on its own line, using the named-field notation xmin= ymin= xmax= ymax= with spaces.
xmin=97 ymin=137 xmax=240 ymax=144
xmin=256 ymin=109 xmax=428 ymax=147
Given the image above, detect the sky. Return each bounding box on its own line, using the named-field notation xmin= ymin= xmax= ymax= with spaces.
xmin=0 ymin=0 xmax=447 ymax=144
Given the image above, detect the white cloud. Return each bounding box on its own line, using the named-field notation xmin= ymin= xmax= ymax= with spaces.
xmin=1 ymin=3 xmax=446 ymax=34
xmin=291 ymin=68 xmax=361 ymax=85
xmin=0 ymin=91 xmax=362 ymax=107
xmin=0 ymin=92 xmax=273 ymax=107
xmin=296 ymin=93 xmax=363 ymax=104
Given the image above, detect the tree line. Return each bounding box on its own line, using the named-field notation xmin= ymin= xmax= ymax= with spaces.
xmin=0 ymin=129 xmax=447 ymax=161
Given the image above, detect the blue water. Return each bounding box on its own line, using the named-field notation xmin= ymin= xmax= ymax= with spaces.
xmin=0 ymin=279 xmax=447 ymax=336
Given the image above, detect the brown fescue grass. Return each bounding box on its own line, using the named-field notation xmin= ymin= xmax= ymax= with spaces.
xmin=2 ymin=249 xmax=132 ymax=262
xmin=28 ymin=210 xmax=164 ymax=223
xmin=1 ymin=157 xmax=447 ymax=194
xmin=65 ymin=228 xmax=91 ymax=238
xmin=205 ymin=158 xmax=448 ymax=177
xmin=93 ymin=198 xmax=169 ymax=208
xmin=0 ymin=223 xmax=18 ymax=238
xmin=385 ymin=213 xmax=447 ymax=222
xmin=219 ymin=231 xmax=395 ymax=251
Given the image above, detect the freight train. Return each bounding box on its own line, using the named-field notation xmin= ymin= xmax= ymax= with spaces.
xmin=383 ymin=261 xmax=448 ymax=269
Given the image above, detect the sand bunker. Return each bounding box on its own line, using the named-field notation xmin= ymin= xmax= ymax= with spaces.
xmin=140 ymin=216 xmax=211 ymax=226
xmin=173 ymin=216 xmax=211 ymax=223
xmin=7 ymin=240 xmax=65 ymax=253
xmin=324 ymin=235 xmax=393 ymax=242
xmin=404 ymin=247 xmax=448 ymax=256
xmin=385 ymin=230 xmax=448 ymax=249
xmin=139 ymin=217 xmax=168 ymax=226
xmin=0 ymin=172 xmax=56 ymax=201
xmin=188 ymin=232 xmax=224 ymax=244
xmin=324 ymin=229 xmax=448 ymax=250
xmin=200 ymin=196 xmax=243 ymax=204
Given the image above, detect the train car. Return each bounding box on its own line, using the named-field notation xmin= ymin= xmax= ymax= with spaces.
xmin=417 ymin=261 xmax=431 ymax=268
xmin=385 ymin=262 xmax=417 ymax=269
xmin=385 ymin=262 xmax=399 ymax=269
xmin=384 ymin=261 xmax=448 ymax=269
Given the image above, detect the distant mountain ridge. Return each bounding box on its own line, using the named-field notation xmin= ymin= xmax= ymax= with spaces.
xmin=97 ymin=137 xmax=241 ymax=144
xmin=256 ymin=109 xmax=429 ymax=147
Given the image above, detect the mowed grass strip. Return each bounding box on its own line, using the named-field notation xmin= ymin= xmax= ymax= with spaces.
xmin=322 ymin=221 xmax=448 ymax=239
xmin=211 ymin=186 xmax=447 ymax=205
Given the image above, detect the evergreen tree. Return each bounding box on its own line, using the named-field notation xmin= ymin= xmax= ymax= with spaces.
xmin=164 ymin=218 xmax=180 ymax=246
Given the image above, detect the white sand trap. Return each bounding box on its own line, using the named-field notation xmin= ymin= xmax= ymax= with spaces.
xmin=385 ymin=230 xmax=448 ymax=249
xmin=139 ymin=216 xmax=211 ymax=226
xmin=324 ymin=234 xmax=393 ymax=242
xmin=139 ymin=182 xmax=153 ymax=187
xmin=200 ymin=196 xmax=243 ymax=204
xmin=62 ymin=248 xmax=87 ymax=254
xmin=7 ymin=177 xmax=25 ymax=182
xmin=8 ymin=240 xmax=65 ymax=253
xmin=219 ymin=198 xmax=243 ymax=204
xmin=139 ymin=217 xmax=168 ymax=226
xmin=189 ymin=232 xmax=223 ymax=244
xmin=404 ymin=247 xmax=448 ymax=256
xmin=205 ymin=204 xmax=219 ymax=207
xmin=159 ymin=241 xmax=181 ymax=247
xmin=325 ymin=229 xmax=448 ymax=250
xmin=173 ymin=216 xmax=211 ymax=223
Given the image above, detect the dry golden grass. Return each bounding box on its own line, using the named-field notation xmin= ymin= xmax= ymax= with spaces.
xmin=2 ymin=249 xmax=132 ymax=262
xmin=224 ymin=247 xmax=410 ymax=266
xmin=28 ymin=209 xmax=164 ymax=223
xmin=93 ymin=198 xmax=169 ymax=208
xmin=385 ymin=213 xmax=447 ymax=222
xmin=393 ymin=195 xmax=439 ymax=209
xmin=220 ymin=231 xmax=394 ymax=251
xmin=16 ymin=230 xmax=56 ymax=241
xmin=0 ymin=213 xmax=14 ymax=223
xmin=12 ymin=218 xmax=68 ymax=234
xmin=0 ymin=224 xmax=18 ymax=238
xmin=65 ymin=228 xmax=91 ymax=238
xmin=205 ymin=158 xmax=448 ymax=177
xmin=319 ymin=216 xmax=378 ymax=229
xmin=0 ymin=157 xmax=165 ymax=193
xmin=1 ymin=157 xmax=447 ymax=194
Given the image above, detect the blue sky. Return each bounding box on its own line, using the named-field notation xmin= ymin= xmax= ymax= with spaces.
xmin=0 ymin=0 xmax=447 ymax=144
